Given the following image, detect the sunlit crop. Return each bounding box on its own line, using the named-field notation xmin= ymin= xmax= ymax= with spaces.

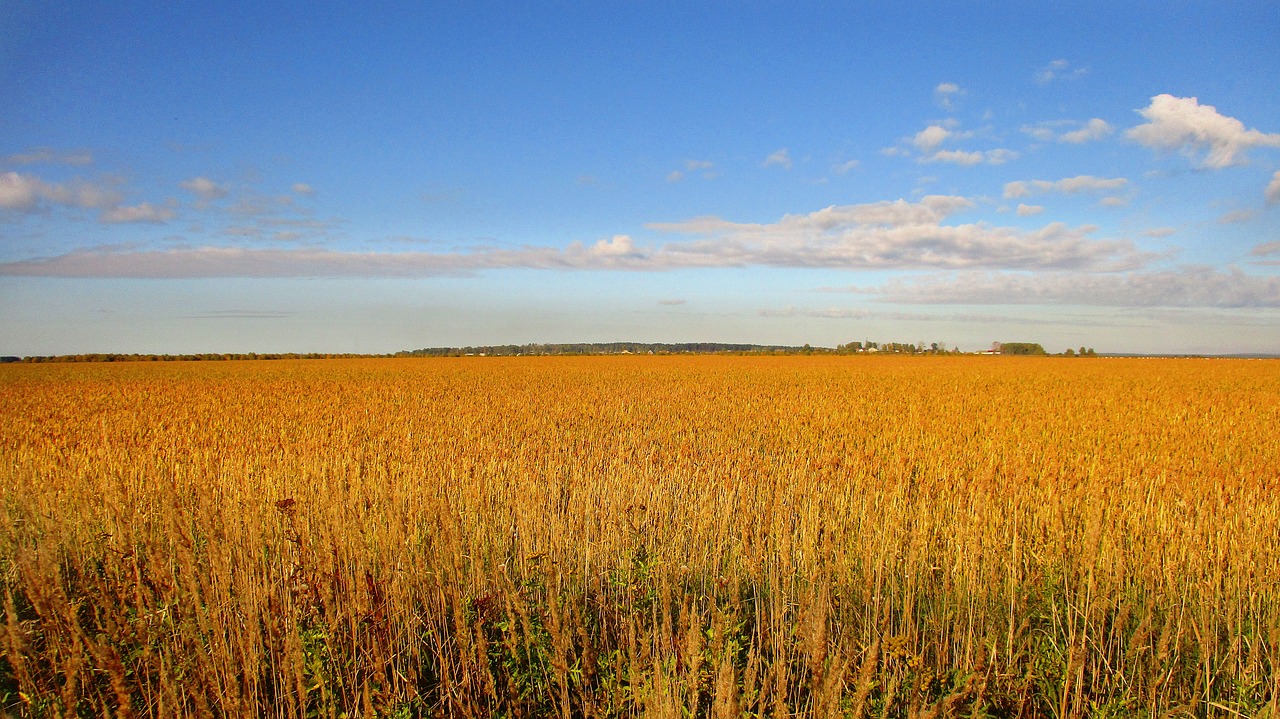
xmin=2 ymin=356 xmax=1277 ymax=717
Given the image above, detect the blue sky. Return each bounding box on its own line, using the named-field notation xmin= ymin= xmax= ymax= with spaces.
xmin=3 ymin=2 xmax=1279 ymax=355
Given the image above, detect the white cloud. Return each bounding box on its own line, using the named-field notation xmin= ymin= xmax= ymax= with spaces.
xmin=919 ymin=147 xmax=1017 ymax=166
xmin=1098 ymin=196 xmax=1129 ymax=207
xmin=0 ymin=196 xmax=1150 ymax=278
xmin=1016 ymin=204 xmax=1044 ymax=216
xmin=1266 ymin=171 xmax=1280 ymax=205
xmin=984 ymin=149 xmax=1019 ymax=165
xmin=880 ymin=147 xmax=909 ymax=157
xmin=1060 ymin=119 xmax=1114 ymax=144
xmin=0 ymin=171 xmax=123 ymax=213
xmin=913 ymin=125 xmax=952 ymax=151
xmin=1144 ymin=227 xmax=1177 ymax=238
xmin=867 ymin=267 xmax=1280 ymax=308
xmin=100 ymin=202 xmax=177 ymax=224
xmin=762 ymin=148 xmax=792 ymax=169
xmin=1126 ymin=94 xmax=1280 ymax=169
xmin=292 ymin=183 xmax=316 ymax=197
xmin=665 ymin=170 xmax=684 ymax=183
xmin=934 ymin=82 xmax=963 ymax=110
xmin=587 ymin=234 xmax=641 ymax=258
xmin=1003 ymin=175 xmax=1129 ymax=199
xmin=180 ymin=176 xmax=229 ymax=203
xmin=0 ymin=172 xmax=45 ymax=211
xmin=924 ymin=149 xmax=984 ymax=165
xmin=4 ymin=147 xmax=93 ymax=165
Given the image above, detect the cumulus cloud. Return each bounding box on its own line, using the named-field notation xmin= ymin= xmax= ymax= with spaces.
xmin=292 ymin=183 xmax=316 ymax=197
xmin=934 ymin=82 xmax=963 ymax=110
xmin=762 ymin=149 xmax=792 ymax=169
xmin=1267 ymin=171 xmax=1280 ymax=205
xmin=913 ymin=125 xmax=952 ymax=151
xmin=100 ymin=202 xmax=177 ymax=224
xmin=1016 ymin=204 xmax=1044 ymax=216
xmin=0 ymin=196 xmax=1150 ymax=278
xmin=866 ymin=267 xmax=1280 ymax=308
xmin=4 ymin=147 xmax=93 ymax=165
xmin=1003 ymin=175 xmax=1128 ymax=199
xmin=1126 ymin=94 xmax=1280 ymax=169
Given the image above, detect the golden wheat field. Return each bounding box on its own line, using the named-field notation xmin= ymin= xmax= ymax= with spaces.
xmin=1 ymin=356 xmax=1277 ymax=718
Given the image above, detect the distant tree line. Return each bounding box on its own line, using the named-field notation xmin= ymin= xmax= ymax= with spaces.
xmin=3 ymin=342 xmax=1102 ymax=363
xmin=834 ymin=340 xmax=961 ymax=355
xmin=395 ymin=342 xmax=810 ymax=357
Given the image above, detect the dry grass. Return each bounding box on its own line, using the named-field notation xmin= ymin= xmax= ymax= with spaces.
xmin=1 ymin=355 xmax=1277 ymax=718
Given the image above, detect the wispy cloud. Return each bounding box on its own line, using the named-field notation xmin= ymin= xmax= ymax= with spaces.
xmin=1252 ymin=241 xmax=1280 ymax=257
xmin=3 ymin=147 xmax=94 ymax=166
xmin=1003 ymin=175 xmax=1128 ymax=199
xmin=920 ymin=148 xmax=1018 ymax=166
xmin=667 ymin=159 xmax=716 ymax=182
xmin=1061 ymin=119 xmax=1114 ymax=144
xmin=180 ymin=176 xmax=229 ymax=205
xmin=1126 ymin=94 xmax=1280 ymax=169
xmin=101 ymin=202 xmax=177 ymax=224
xmin=1218 ymin=209 xmax=1256 ymax=224
xmin=934 ymin=82 xmax=963 ymax=111
xmin=1023 ymin=118 xmax=1113 ymax=144
xmin=762 ymin=148 xmax=792 ymax=169
xmin=0 ymin=196 xmax=1150 ymax=278
xmin=1035 ymin=59 xmax=1087 ymax=84
xmin=1266 ymin=171 xmax=1280 ymax=205
xmin=833 ymin=159 xmax=860 ymax=175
